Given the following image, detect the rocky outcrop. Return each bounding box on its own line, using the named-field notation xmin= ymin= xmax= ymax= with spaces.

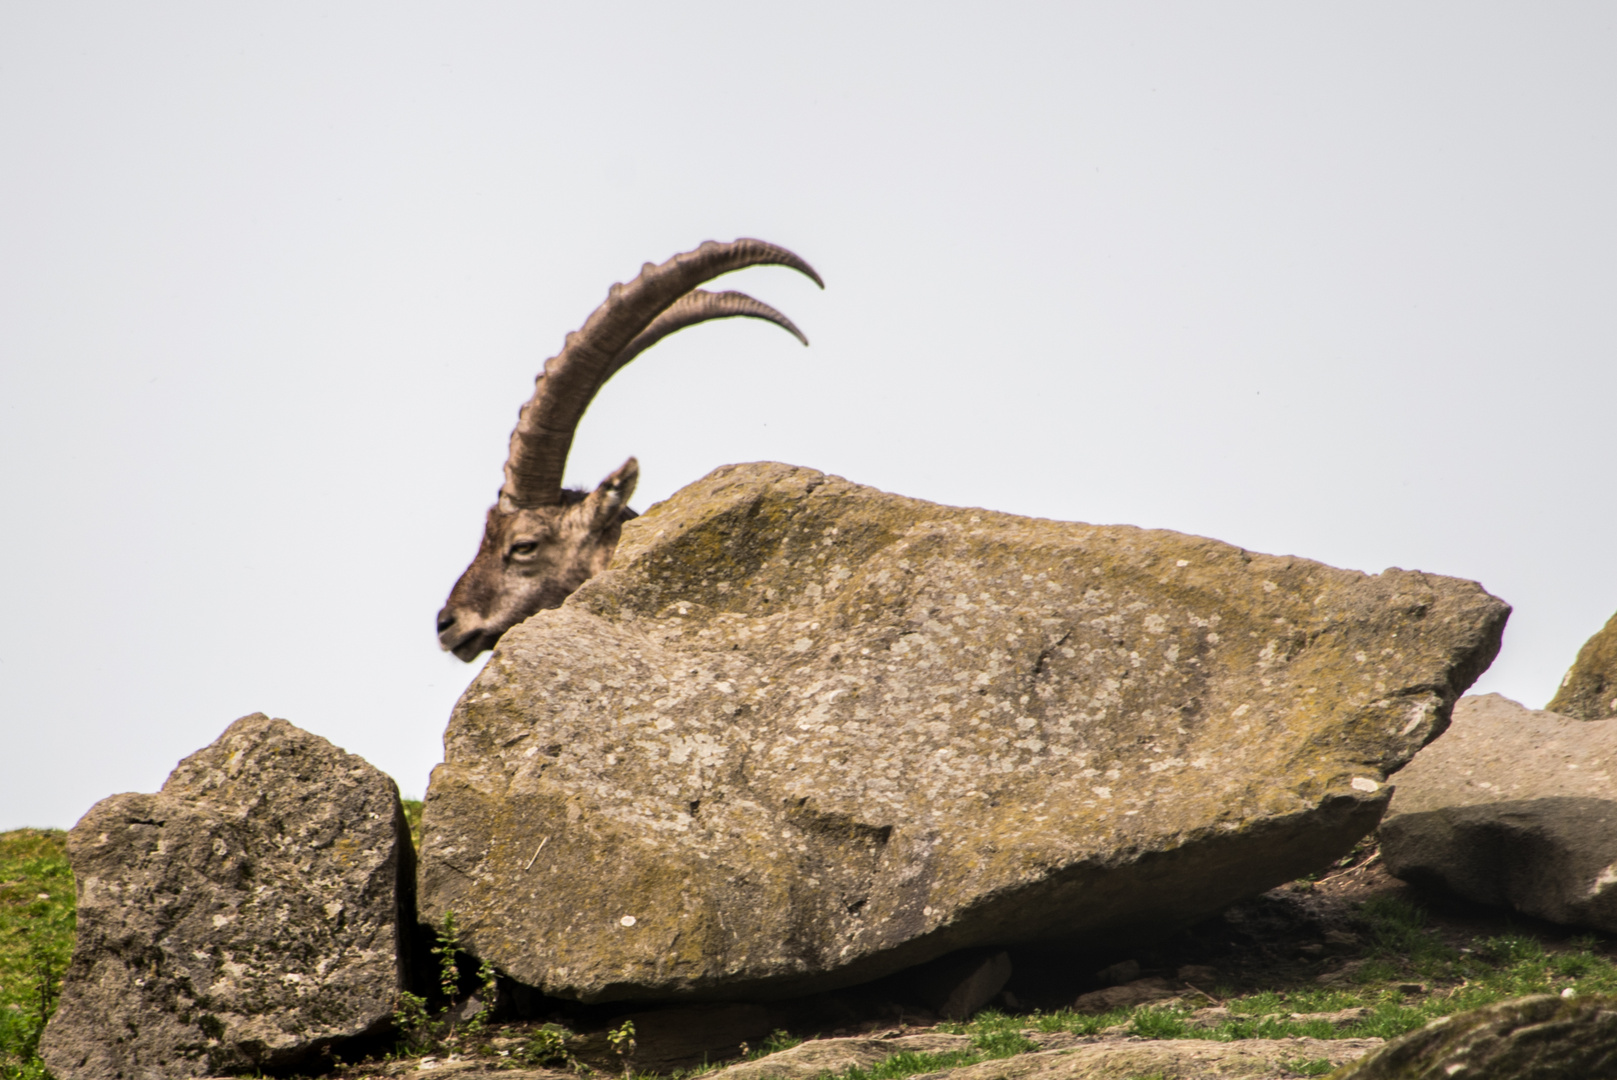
xmin=1330 ymin=994 xmax=1617 ymax=1079
xmin=419 ymin=462 xmax=1508 ymax=1004
xmin=1381 ymin=693 xmax=1617 ymax=931
xmin=41 ymin=714 xmax=415 ymax=1079
xmin=1548 ymin=611 xmax=1617 ymax=720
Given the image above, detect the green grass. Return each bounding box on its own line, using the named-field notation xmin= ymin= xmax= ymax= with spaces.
xmin=401 ymin=798 xmax=423 ymax=851
xmin=936 ymin=896 xmax=1617 ymax=1054
xmin=817 ymin=1029 xmax=1037 ymax=1080
xmin=0 ymin=829 xmax=73 ymax=1080
xmin=744 ymin=1028 xmax=804 ymax=1059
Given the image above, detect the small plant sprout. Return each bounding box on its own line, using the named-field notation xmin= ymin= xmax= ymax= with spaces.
xmin=433 ymin=911 xmax=463 ymax=1001
xmin=608 ymin=1019 xmax=637 ymax=1077
xmin=463 ymin=958 xmax=499 ymax=1037
xmin=522 ymin=1024 xmax=573 ymax=1067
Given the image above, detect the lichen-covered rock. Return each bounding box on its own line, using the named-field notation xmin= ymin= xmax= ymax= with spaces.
xmin=716 ymin=1033 xmax=974 ymax=1080
xmin=715 ymin=1032 xmax=1380 ymax=1080
xmin=1548 ymin=611 xmax=1617 ymax=720
xmin=935 ymin=1039 xmax=1381 ymax=1080
xmin=419 ymin=462 xmax=1507 ymax=1003
xmin=1381 ymin=693 xmax=1617 ymax=931
xmin=41 ymin=714 xmax=415 ymax=1079
xmin=1329 ymin=995 xmax=1617 ymax=1079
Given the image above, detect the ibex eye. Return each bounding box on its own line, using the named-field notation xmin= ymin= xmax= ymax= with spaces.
xmin=509 ymin=541 xmax=540 ymax=558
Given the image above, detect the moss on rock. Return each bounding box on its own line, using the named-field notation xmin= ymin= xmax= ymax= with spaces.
xmin=1548 ymin=611 xmax=1617 ymax=721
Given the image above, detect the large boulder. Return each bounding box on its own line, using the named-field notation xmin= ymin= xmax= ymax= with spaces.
xmin=1548 ymin=611 xmax=1617 ymax=720
xmin=42 ymin=714 xmax=416 ymax=1079
xmin=419 ymin=462 xmax=1507 ymax=1003
xmin=1381 ymin=693 xmax=1617 ymax=931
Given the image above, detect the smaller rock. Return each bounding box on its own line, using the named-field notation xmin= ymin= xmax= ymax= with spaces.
xmin=1290 ymin=1007 xmax=1371 ymax=1027
xmin=933 ymin=951 xmax=1013 ymax=1021
xmin=1330 ymin=994 xmax=1617 ymax=1078
xmin=1317 ymin=959 xmax=1368 ymax=986
xmin=1323 ymin=929 xmax=1362 ymax=950
xmin=1185 ymin=1005 xmax=1233 ymax=1028
xmin=1072 ymin=976 xmax=1179 ymax=1013
xmin=40 ymin=714 xmax=414 ymax=1080
xmin=1381 ymin=694 xmax=1617 ymax=933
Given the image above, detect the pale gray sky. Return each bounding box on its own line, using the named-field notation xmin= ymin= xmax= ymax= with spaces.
xmin=3 ymin=3 xmax=1614 ymax=829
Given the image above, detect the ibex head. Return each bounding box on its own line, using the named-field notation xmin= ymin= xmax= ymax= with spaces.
xmin=436 ymin=239 xmax=822 ymax=661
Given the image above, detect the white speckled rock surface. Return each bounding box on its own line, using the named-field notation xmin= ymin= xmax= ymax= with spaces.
xmin=42 ymin=714 xmax=414 ymax=1079
xmin=418 ymin=462 xmax=1507 ymax=1002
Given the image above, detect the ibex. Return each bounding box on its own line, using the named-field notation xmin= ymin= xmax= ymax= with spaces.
xmin=436 ymin=239 xmax=823 ymax=661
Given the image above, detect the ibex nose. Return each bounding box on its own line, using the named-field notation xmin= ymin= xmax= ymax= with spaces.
xmin=436 ymin=608 xmax=456 ymax=635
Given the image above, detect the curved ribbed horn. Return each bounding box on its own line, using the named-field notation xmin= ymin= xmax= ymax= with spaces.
xmin=500 ymin=239 xmax=822 ymax=510
xmin=602 ymin=289 xmax=808 ymax=387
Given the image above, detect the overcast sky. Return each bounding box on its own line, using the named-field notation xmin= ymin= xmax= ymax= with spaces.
xmin=3 ymin=4 xmax=1614 ymax=829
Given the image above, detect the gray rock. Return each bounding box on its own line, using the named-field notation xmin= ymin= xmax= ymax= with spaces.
xmin=41 ymin=714 xmax=415 ymax=1079
xmin=419 ymin=462 xmax=1507 ymax=1003
xmin=910 ymin=1038 xmax=1381 ymax=1080
xmin=1330 ymin=994 xmax=1617 ymax=1079
xmin=1072 ymin=976 xmax=1179 ymax=1013
xmin=1291 ymin=1006 xmax=1372 ymax=1027
xmin=717 ymin=1033 xmax=974 ymax=1080
xmin=1381 ymin=693 xmax=1617 ymax=931
xmin=913 ymin=950 xmax=1012 ymax=1021
xmin=1185 ymin=1005 xmax=1233 ymax=1028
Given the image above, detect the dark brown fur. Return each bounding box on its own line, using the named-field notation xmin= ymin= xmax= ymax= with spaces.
xmin=436 ymin=461 xmax=638 ymax=661
xmin=435 ymin=240 xmax=819 ymax=660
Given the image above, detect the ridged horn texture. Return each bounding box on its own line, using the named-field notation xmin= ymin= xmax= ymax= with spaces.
xmin=606 ymin=290 xmax=809 ymax=384
xmin=500 ymin=239 xmax=823 ymax=510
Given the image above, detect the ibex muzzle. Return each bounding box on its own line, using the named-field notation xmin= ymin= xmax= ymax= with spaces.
xmin=437 ymin=239 xmax=822 ymax=661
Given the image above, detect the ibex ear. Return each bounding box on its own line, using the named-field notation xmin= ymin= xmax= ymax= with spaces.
xmin=584 ymin=456 xmax=639 ymax=529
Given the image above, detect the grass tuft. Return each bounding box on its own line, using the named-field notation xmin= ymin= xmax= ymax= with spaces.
xmin=400 ymin=799 xmax=423 ymax=852
xmin=1 ymin=829 xmax=74 ymax=1080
